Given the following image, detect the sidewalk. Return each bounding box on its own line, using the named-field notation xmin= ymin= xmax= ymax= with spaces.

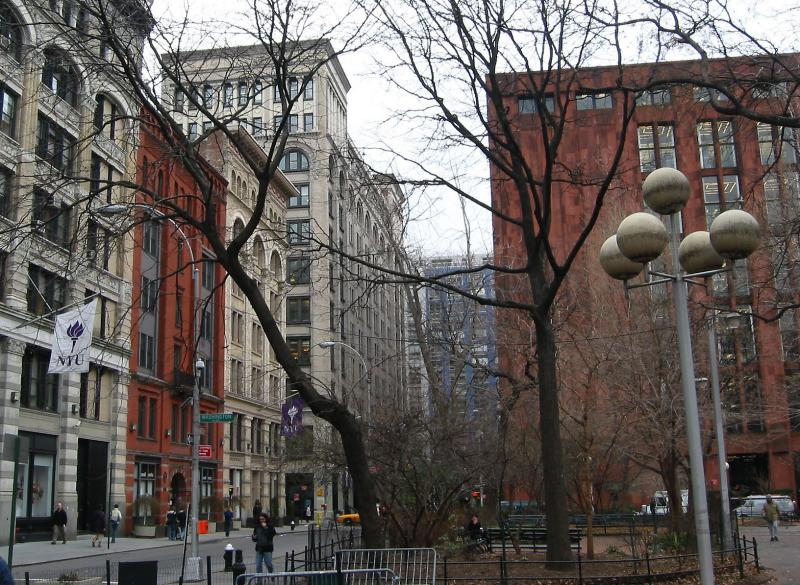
xmin=8 ymin=524 xmax=306 ymax=567
xmin=738 ymin=522 xmax=800 ymax=585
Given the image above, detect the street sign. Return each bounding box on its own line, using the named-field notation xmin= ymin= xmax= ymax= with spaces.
xmin=198 ymin=445 xmax=212 ymax=458
xmin=200 ymin=412 xmax=234 ymax=423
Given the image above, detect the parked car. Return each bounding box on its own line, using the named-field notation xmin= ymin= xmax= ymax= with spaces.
xmin=336 ymin=512 xmax=361 ymax=525
xmin=733 ymin=495 xmax=794 ymax=518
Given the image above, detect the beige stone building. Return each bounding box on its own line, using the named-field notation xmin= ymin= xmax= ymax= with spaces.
xmin=164 ymin=40 xmax=406 ymax=518
xmin=0 ymin=0 xmax=144 ymax=542
xmin=199 ymin=128 xmax=293 ymax=523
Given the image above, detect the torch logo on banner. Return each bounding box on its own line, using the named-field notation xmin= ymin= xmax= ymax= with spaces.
xmin=48 ymin=299 xmax=97 ymax=373
xmin=281 ymin=397 xmax=305 ymax=437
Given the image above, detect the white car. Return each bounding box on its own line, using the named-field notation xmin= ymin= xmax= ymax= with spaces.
xmin=733 ymin=495 xmax=794 ymax=518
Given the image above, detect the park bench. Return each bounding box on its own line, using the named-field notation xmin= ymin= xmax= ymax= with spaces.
xmin=483 ymin=526 xmax=583 ymax=551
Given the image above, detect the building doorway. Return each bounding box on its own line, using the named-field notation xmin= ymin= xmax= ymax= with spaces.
xmin=77 ymin=439 xmax=109 ymax=531
xmin=728 ymin=453 xmax=769 ymax=496
xmin=171 ymin=473 xmax=187 ymax=509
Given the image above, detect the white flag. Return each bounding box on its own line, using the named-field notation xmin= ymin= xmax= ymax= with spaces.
xmin=48 ymin=299 xmax=98 ymax=373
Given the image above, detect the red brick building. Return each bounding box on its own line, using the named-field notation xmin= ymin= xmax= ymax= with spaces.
xmin=491 ymin=56 xmax=800 ymax=505
xmin=126 ymin=114 xmax=228 ymax=533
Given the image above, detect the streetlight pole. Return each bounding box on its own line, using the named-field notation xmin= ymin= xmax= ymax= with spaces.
xmin=600 ymin=168 xmax=760 ymax=585
xmin=98 ymin=203 xmax=204 ymax=580
xmin=707 ymin=318 xmax=734 ymax=550
xmin=318 ymin=341 xmax=371 ymax=420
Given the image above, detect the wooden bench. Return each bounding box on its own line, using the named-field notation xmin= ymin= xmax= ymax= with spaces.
xmin=483 ymin=526 xmax=583 ymax=550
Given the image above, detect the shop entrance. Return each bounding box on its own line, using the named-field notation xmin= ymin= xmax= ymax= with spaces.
xmin=77 ymin=439 xmax=109 ymax=531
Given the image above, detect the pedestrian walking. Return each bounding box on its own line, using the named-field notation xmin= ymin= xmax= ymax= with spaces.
xmin=252 ymin=500 xmax=262 ymax=526
xmin=91 ymin=505 xmax=105 ymax=547
xmin=176 ymin=507 xmax=187 ymax=541
xmin=764 ymin=495 xmax=780 ymax=541
xmin=224 ymin=507 xmax=234 ymax=537
xmin=51 ymin=502 xmax=67 ymax=544
xmin=166 ymin=506 xmax=177 ymax=540
xmin=110 ymin=504 xmax=122 ymax=543
xmin=251 ymin=513 xmax=277 ymax=573
xmin=305 ymin=505 xmax=312 ymax=524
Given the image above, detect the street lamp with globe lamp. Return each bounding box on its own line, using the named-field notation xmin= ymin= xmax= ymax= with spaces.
xmin=98 ymin=203 xmax=206 ymax=581
xmin=599 ymin=167 xmax=760 ymax=585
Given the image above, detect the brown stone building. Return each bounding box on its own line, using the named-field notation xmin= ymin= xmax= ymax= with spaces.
xmin=491 ymin=55 xmax=800 ymax=506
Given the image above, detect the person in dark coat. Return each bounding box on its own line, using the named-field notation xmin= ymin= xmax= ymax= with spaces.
xmin=51 ymin=502 xmax=68 ymax=544
xmin=0 ymin=556 xmax=14 ymax=585
xmin=252 ymin=500 xmax=262 ymax=525
xmin=176 ymin=507 xmax=187 ymax=541
xmin=252 ymin=513 xmax=277 ymax=573
xmin=166 ymin=506 xmax=177 ymax=540
xmin=91 ymin=505 xmax=106 ymax=547
xmin=223 ymin=507 xmax=234 ymax=537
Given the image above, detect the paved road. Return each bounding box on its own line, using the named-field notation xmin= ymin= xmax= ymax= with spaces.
xmin=737 ymin=522 xmax=799 ymax=585
xmin=7 ymin=524 xmax=330 ymax=581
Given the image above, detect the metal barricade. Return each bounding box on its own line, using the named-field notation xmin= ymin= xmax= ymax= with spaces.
xmin=335 ymin=548 xmax=436 ymax=585
xmin=237 ymin=568 xmax=399 ymax=585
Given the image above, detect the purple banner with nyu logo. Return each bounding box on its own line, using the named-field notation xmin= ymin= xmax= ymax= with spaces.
xmin=280 ymin=397 xmax=305 ymax=437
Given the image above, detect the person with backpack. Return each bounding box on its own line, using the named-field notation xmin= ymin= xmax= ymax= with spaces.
xmin=251 ymin=513 xmax=277 ymax=573
xmin=110 ymin=504 xmax=122 ymax=543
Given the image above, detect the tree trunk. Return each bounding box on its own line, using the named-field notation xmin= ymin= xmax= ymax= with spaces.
xmin=222 ymin=257 xmax=382 ymax=547
xmin=535 ymin=317 xmax=573 ymax=563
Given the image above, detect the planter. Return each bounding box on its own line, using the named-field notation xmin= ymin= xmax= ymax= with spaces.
xmin=133 ymin=524 xmax=157 ymax=538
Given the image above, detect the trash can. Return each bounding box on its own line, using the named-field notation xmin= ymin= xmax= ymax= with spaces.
xmin=198 ymin=519 xmax=209 ymax=534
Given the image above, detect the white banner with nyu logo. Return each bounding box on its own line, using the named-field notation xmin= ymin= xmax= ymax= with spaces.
xmin=48 ymin=299 xmax=98 ymax=374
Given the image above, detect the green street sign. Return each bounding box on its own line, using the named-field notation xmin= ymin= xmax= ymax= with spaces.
xmin=200 ymin=412 xmax=235 ymax=423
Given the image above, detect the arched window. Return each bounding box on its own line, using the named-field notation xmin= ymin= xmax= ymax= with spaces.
xmin=42 ymin=48 xmax=79 ymax=107
xmin=328 ymin=155 xmax=335 ymax=183
xmin=365 ymin=212 xmax=371 ymax=233
xmin=253 ymin=236 xmax=266 ymax=271
xmin=270 ymin=251 xmax=282 ymax=281
xmin=279 ymin=149 xmax=309 ymax=172
xmin=0 ymin=3 xmax=23 ymax=62
xmin=357 ymin=202 xmax=363 ymax=225
xmin=232 ymin=218 xmax=245 ymax=242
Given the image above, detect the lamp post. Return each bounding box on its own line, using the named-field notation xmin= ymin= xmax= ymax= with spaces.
xmin=318 ymin=340 xmax=371 ymax=420
xmin=98 ymin=203 xmax=205 ymax=580
xmin=599 ymin=168 xmax=760 ymax=585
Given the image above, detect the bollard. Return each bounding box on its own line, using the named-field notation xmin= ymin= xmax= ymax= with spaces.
xmin=290 ymin=520 xmax=295 ymax=531
xmin=232 ymin=549 xmax=246 ymax=584
xmin=224 ymin=543 xmax=235 ymax=572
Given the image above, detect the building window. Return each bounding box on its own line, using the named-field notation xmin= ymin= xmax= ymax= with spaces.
xmin=32 ymin=189 xmax=70 ymax=246
xmin=303 ymin=113 xmax=314 ymax=132
xmin=780 ymin=312 xmax=799 ymax=362
xmin=36 ymin=115 xmax=76 ymax=173
xmin=202 ymin=258 xmax=215 ymax=290
xmin=287 ymin=336 xmax=311 ymax=366
xmin=21 ymin=345 xmax=59 ymax=412
xmin=174 ymin=88 xmax=185 ymax=112
xmin=763 ymin=172 xmax=800 ymax=225
xmin=142 ymin=221 xmax=160 ymax=257
xmin=279 ymin=150 xmax=310 ymax=172
xmin=575 ymin=92 xmax=612 ymax=110
xmin=702 ymin=175 xmax=741 ymax=228
xmin=517 ymin=95 xmax=554 ymax=114
xmin=238 ymin=81 xmax=247 ymax=105
xmin=304 ymin=79 xmax=314 ymax=100
xmin=140 ymin=276 xmax=159 ymax=314
xmin=134 ymin=462 xmax=157 ymax=516
xmin=636 ymin=88 xmax=672 ymax=106
xmin=27 ymin=264 xmax=66 ymax=316
xmin=287 ymin=296 xmax=311 ymax=323
xmin=697 ymin=120 xmax=736 ymax=169
xmin=289 ymin=77 xmax=299 ymax=98
xmin=757 ymin=123 xmax=797 ymax=166
xmin=289 ymin=184 xmax=309 ymax=208
xmin=254 ymin=80 xmax=263 ymax=104
xmin=0 ymin=85 xmax=17 ymax=137
xmin=252 ymin=322 xmax=264 ymax=355
xmin=86 ymin=221 xmax=112 ymax=270
xmin=41 ymin=49 xmax=78 ymax=107
xmin=231 ymin=310 xmax=244 ymax=344
xmin=252 ymin=117 xmax=263 ymax=136
xmin=637 ymin=123 xmax=676 ymax=173
xmin=0 ymin=166 xmax=11 ymax=218
xmin=188 ymin=122 xmax=198 ymax=141
xmin=286 ymin=256 xmax=311 ymax=284
xmin=288 ymin=220 xmax=310 ymax=246
xmin=222 ymin=83 xmax=233 ymax=107
xmin=231 ymin=359 xmax=244 ymax=394
xmin=138 ymin=332 xmax=156 ymax=374
xmin=693 ymin=86 xmax=729 ymax=102
xmin=94 ymin=94 xmax=120 ymax=141
xmin=203 ymin=85 xmax=214 ymax=109
xmin=0 ymin=4 xmax=22 ymax=61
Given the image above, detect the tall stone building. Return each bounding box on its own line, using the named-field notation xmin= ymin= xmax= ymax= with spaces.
xmin=163 ymin=40 xmax=406 ymax=517
xmin=199 ymin=128 xmax=294 ymax=523
xmin=0 ymin=0 xmax=146 ymax=541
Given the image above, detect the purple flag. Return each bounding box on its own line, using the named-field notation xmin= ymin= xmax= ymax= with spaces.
xmin=280 ymin=397 xmax=305 ymax=437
